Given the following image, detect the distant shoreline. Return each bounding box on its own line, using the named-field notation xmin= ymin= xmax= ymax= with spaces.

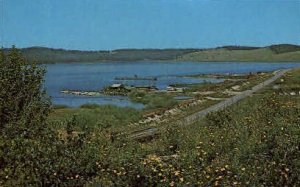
xmin=4 ymin=44 xmax=300 ymax=64
xmin=40 ymin=59 xmax=300 ymax=65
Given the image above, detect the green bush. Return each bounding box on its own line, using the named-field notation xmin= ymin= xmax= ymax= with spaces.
xmin=0 ymin=46 xmax=50 ymax=136
xmin=0 ymin=47 xmax=103 ymax=186
xmin=206 ymin=109 xmax=233 ymax=127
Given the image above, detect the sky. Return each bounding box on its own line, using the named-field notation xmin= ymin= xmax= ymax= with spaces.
xmin=1 ymin=0 xmax=300 ymax=50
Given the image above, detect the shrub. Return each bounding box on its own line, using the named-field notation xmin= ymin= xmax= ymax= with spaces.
xmin=206 ymin=109 xmax=233 ymax=127
xmin=0 ymin=46 xmax=50 ymax=136
xmin=0 ymin=47 xmax=102 ymax=186
xmin=80 ymin=103 xmax=101 ymax=109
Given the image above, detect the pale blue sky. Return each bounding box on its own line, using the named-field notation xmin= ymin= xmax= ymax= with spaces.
xmin=1 ymin=0 xmax=300 ymax=50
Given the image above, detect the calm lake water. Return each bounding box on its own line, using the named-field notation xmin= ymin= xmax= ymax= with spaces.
xmin=44 ymin=61 xmax=300 ymax=109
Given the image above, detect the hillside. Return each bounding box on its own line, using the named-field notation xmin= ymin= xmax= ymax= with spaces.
xmin=15 ymin=47 xmax=200 ymax=63
xmin=177 ymin=44 xmax=300 ymax=62
xmin=4 ymin=44 xmax=300 ymax=63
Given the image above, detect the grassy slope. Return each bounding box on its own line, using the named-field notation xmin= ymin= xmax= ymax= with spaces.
xmin=135 ymin=68 xmax=300 ymax=186
xmin=82 ymin=68 xmax=299 ymax=186
xmin=5 ymin=44 xmax=300 ymax=63
xmin=177 ymin=47 xmax=300 ymax=62
xmin=45 ymin=69 xmax=299 ymax=186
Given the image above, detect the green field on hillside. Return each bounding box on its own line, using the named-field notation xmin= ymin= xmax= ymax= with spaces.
xmin=177 ymin=47 xmax=300 ymax=62
xmin=4 ymin=44 xmax=300 ymax=63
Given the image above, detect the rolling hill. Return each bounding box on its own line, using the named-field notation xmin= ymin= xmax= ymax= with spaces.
xmin=4 ymin=44 xmax=300 ymax=63
xmin=15 ymin=47 xmax=200 ymax=63
xmin=177 ymin=44 xmax=300 ymax=62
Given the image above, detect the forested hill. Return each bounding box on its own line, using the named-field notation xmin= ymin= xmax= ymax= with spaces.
xmin=4 ymin=44 xmax=300 ymax=63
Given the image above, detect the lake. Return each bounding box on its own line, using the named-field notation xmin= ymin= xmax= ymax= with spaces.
xmin=44 ymin=61 xmax=300 ymax=109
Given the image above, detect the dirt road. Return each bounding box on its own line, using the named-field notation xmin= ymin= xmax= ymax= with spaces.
xmin=130 ymin=69 xmax=290 ymax=140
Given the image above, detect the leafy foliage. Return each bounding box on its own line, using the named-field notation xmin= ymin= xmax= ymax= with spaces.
xmin=0 ymin=47 xmax=103 ymax=186
xmin=0 ymin=46 xmax=50 ymax=134
xmin=0 ymin=46 xmax=299 ymax=186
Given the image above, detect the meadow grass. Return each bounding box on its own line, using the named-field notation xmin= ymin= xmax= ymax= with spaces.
xmin=48 ymin=104 xmax=142 ymax=131
xmin=44 ymin=69 xmax=299 ymax=186
xmin=129 ymin=91 xmax=178 ymax=110
xmin=90 ymin=68 xmax=299 ymax=186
